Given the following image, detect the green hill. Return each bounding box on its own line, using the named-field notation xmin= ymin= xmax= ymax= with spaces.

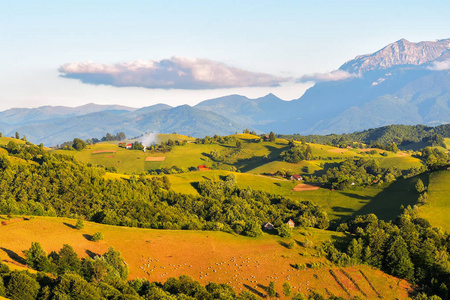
xmin=418 ymin=170 xmax=450 ymax=232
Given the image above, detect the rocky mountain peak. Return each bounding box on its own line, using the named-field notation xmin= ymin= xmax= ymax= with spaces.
xmin=340 ymin=38 xmax=450 ymax=73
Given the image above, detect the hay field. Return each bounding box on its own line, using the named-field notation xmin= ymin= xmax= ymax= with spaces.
xmin=292 ymin=183 xmax=320 ymax=191
xmin=0 ymin=216 xmax=411 ymax=299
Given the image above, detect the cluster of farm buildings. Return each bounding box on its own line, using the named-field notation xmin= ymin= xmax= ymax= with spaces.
xmin=262 ymin=219 xmax=295 ymax=231
xmin=118 ymin=142 xmax=133 ymax=149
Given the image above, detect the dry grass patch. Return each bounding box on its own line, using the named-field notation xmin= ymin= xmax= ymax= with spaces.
xmin=292 ymin=183 xmax=321 ymax=191
xmin=145 ymin=156 xmax=166 ymax=162
xmin=328 ymin=148 xmax=348 ymax=154
xmin=92 ymin=150 xmax=117 ymax=154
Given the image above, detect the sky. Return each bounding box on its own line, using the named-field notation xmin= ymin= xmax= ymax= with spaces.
xmin=0 ymin=0 xmax=449 ymax=111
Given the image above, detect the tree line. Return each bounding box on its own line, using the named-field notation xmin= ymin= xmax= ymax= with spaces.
xmin=279 ymin=124 xmax=450 ymax=150
xmin=324 ymin=207 xmax=450 ymax=299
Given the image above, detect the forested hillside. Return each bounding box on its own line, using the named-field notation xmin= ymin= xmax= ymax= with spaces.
xmin=0 ymin=141 xmax=328 ymax=236
xmin=280 ymin=124 xmax=450 ymax=149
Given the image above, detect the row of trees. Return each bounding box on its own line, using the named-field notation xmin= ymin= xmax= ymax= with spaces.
xmin=326 ymin=208 xmax=450 ymax=298
xmin=280 ymin=141 xmax=313 ymax=163
xmin=195 ymin=174 xmax=329 ymax=233
xmin=26 ymin=243 xmax=128 ymax=280
xmin=317 ymin=158 xmax=402 ymax=190
xmin=421 ymin=147 xmax=450 ymax=170
xmin=279 ymin=124 xmax=450 ymax=150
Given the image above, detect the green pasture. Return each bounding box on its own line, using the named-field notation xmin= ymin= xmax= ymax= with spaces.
xmin=419 ymin=170 xmax=450 ymax=232
xmin=0 ymin=136 xmax=26 ymax=146
xmin=166 ymin=170 xmax=419 ymax=223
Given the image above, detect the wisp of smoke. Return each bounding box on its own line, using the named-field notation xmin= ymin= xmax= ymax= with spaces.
xmin=140 ymin=132 xmax=159 ymax=147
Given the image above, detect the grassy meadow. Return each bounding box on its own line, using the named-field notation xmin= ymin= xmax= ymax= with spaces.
xmin=50 ymin=134 xmax=423 ymax=178
xmin=0 ymin=216 xmax=411 ymax=299
xmin=165 ymin=170 xmax=420 ymax=223
xmin=47 ymin=133 xmax=427 ymax=224
xmin=418 ymin=170 xmax=450 ymax=232
xmin=4 ymin=134 xmax=426 ymax=224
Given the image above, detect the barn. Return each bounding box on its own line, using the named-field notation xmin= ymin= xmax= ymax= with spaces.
xmin=286 ymin=219 xmax=295 ymax=228
xmin=262 ymin=222 xmax=275 ymax=231
xmin=290 ymin=174 xmax=303 ymax=181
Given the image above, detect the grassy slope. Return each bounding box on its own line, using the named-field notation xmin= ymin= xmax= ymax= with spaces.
xmin=51 ymin=135 xmax=422 ymax=177
xmin=165 ymin=170 xmax=419 ymax=223
xmin=445 ymin=138 xmax=450 ymax=149
xmin=11 ymin=134 xmax=422 ymax=222
xmin=419 ymin=170 xmax=450 ymax=232
xmin=52 ymin=143 xmax=151 ymax=174
xmin=51 ymin=134 xmax=290 ymax=174
xmin=0 ymin=137 xmax=26 ymax=147
xmin=0 ymin=216 xmax=411 ymax=299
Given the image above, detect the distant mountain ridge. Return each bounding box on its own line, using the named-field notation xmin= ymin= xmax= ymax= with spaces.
xmin=340 ymin=38 xmax=450 ymax=73
xmin=0 ymin=103 xmax=136 ymax=125
xmin=194 ymin=38 xmax=450 ymax=134
xmin=1 ymin=38 xmax=449 ymax=145
xmin=0 ymin=104 xmax=248 ymax=146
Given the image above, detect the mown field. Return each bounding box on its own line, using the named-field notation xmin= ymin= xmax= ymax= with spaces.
xmin=418 ymin=170 xmax=450 ymax=232
xmin=0 ymin=216 xmax=411 ymax=299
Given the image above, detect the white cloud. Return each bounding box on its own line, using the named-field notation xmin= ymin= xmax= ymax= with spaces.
xmin=58 ymin=57 xmax=290 ymax=89
xmin=427 ymin=59 xmax=450 ymax=71
xmin=297 ymin=70 xmax=360 ymax=83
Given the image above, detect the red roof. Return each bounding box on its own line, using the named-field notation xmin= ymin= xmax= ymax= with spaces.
xmin=198 ymin=165 xmax=209 ymax=171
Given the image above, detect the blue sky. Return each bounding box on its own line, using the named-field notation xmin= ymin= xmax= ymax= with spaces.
xmin=1 ymin=0 xmax=449 ymax=110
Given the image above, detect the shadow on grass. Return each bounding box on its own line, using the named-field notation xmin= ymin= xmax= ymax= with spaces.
xmin=277 ymin=240 xmax=293 ymax=249
xmin=331 ymin=206 xmax=355 ymax=213
xmin=340 ymin=192 xmax=372 ymax=200
xmin=86 ymin=249 xmax=100 ymax=258
xmin=243 ymin=284 xmax=266 ymax=298
xmin=329 ymin=233 xmax=354 ymax=251
xmin=0 ymin=247 xmax=27 ymax=265
xmin=83 ymin=234 xmax=93 ymax=241
xmin=256 ymin=284 xmax=268 ymax=293
xmin=63 ymin=222 xmax=76 ymax=229
xmin=348 ymin=174 xmax=424 ymax=221
xmin=294 ymin=239 xmax=305 ymax=247
xmin=263 ymin=229 xmax=278 ymax=236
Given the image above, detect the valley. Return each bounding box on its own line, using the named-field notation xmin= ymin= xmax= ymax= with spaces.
xmin=0 ymin=128 xmax=449 ymax=299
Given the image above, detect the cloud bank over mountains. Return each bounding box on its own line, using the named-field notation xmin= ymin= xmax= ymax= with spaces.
xmin=297 ymin=70 xmax=361 ymax=83
xmin=428 ymin=58 xmax=450 ymax=71
xmin=59 ymin=57 xmax=290 ymax=89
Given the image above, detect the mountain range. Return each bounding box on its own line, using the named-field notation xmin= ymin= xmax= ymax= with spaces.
xmin=1 ymin=38 xmax=449 ymax=145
